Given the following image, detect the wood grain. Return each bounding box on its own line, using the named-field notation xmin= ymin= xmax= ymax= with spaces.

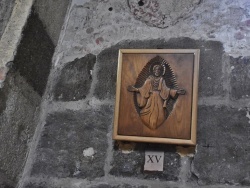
xmin=113 ymin=49 xmax=199 ymax=145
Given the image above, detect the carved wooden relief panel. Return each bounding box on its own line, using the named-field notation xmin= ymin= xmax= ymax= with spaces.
xmin=113 ymin=49 xmax=200 ymax=145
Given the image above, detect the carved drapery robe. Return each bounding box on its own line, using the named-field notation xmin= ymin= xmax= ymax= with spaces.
xmin=137 ymin=76 xmax=177 ymax=130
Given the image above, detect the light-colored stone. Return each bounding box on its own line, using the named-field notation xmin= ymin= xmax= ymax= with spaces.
xmin=34 ymin=0 xmax=71 ymax=45
xmin=246 ymin=111 xmax=250 ymax=124
xmin=128 ymin=0 xmax=200 ymax=28
xmin=0 ymin=0 xmax=15 ymax=38
xmin=0 ymin=0 xmax=34 ymax=88
xmin=83 ymin=147 xmax=95 ymax=157
xmin=52 ymin=0 xmax=250 ymax=69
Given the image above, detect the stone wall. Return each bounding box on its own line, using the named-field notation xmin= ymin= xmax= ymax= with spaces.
xmin=33 ymin=0 xmax=71 ymax=45
xmin=0 ymin=5 xmax=56 ymax=188
xmin=3 ymin=0 xmax=250 ymax=187
xmin=0 ymin=0 xmax=15 ymax=38
xmin=0 ymin=71 xmax=41 ymax=188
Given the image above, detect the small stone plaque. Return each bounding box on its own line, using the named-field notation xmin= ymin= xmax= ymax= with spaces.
xmin=144 ymin=151 xmax=164 ymax=171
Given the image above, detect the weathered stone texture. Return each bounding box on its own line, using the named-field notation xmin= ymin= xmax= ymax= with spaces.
xmin=115 ymin=185 xmax=148 ymax=188
xmin=94 ymin=47 xmax=119 ymax=100
xmin=0 ymin=170 xmax=15 ymax=188
xmin=192 ymin=106 xmax=250 ymax=185
xmin=34 ymin=0 xmax=70 ymax=45
xmin=23 ymin=182 xmax=50 ymax=188
xmin=31 ymin=106 xmax=113 ymax=179
xmin=128 ymin=0 xmax=201 ymax=28
xmin=23 ymin=182 xmax=150 ymax=188
xmin=9 ymin=0 xmax=250 ymax=187
xmin=230 ymin=56 xmax=250 ymax=100
xmin=0 ymin=71 xmax=41 ymax=184
xmin=110 ymin=143 xmax=180 ymax=181
xmin=89 ymin=184 xmax=113 ymax=188
xmin=13 ymin=9 xmax=55 ymax=96
xmin=94 ymin=38 xmax=224 ymax=99
xmin=0 ymin=0 xmax=15 ymax=38
xmin=54 ymin=54 xmax=96 ymax=101
xmin=90 ymin=184 xmax=149 ymax=188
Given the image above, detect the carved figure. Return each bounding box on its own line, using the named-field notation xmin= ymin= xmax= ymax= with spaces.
xmin=127 ymin=57 xmax=185 ymax=130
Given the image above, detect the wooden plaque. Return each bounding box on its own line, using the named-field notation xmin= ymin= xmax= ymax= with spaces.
xmin=113 ymin=49 xmax=200 ymax=145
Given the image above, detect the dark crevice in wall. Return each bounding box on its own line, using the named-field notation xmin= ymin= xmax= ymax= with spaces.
xmin=190 ymin=157 xmax=199 ymax=185
xmin=0 ymin=83 xmax=8 ymax=114
xmin=13 ymin=7 xmax=55 ymax=96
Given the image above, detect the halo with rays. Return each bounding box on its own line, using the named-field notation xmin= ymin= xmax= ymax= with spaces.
xmin=133 ymin=55 xmax=179 ymax=119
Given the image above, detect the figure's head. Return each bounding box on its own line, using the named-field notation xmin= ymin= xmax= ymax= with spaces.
xmin=152 ymin=64 xmax=163 ymax=77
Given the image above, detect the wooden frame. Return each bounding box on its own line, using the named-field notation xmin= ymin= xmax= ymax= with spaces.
xmin=113 ymin=49 xmax=200 ymax=145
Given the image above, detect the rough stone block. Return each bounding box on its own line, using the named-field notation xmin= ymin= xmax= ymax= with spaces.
xmin=13 ymin=9 xmax=55 ymax=96
xmin=110 ymin=143 xmax=180 ymax=181
xmin=0 ymin=0 xmax=15 ymax=38
xmin=114 ymin=185 xmax=148 ymax=188
xmin=34 ymin=0 xmax=71 ymax=45
xmin=0 ymin=79 xmax=8 ymax=114
xmin=31 ymin=105 xmax=113 ymax=179
xmin=89 ymin=184 xmax=113 ymax=188
xmin=0 ymin=170 xmax=15 ymax=188
xmin=94 ymin=47 xmax=119 ymax=100
xmin=89 ymin=184 xmax=149 ymax=188
xmin=0 ymin=72 xmax=41 ymax=184
xmin=94 ymin=38 xmax=224 ymax=99
xmin=230 ymin=56 xmax=250 ymax=100
xmin=23 ymin=182 xmax=50 ymax=188
xmin=192 ymin=106 xmax=250 ymax=185
xmin=53 ymin=54 xmax=96 ymax=101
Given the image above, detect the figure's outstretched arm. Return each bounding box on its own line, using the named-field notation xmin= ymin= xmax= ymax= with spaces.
xmin=176 ymin=88 xmax=186 ymax=95
xmin=127 ymin=85 xmax=139 ymax=92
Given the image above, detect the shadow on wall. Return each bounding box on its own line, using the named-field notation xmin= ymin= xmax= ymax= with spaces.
xmin=0 ymin=7 xmax=56 ymax=187
xmin=13 ymin=8 xmax=55 ymax=96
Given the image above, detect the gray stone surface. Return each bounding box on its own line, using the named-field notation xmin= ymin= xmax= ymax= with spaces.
xmin=94 ymin=38 xmax=225 ymax=99
xmin=0 ymin=0 xmax=15 ymax=38
xmin=13 ymin=9 xmax=55 ymax=96
xmin=230 ymin=56 xmax=250 ymax=100
xmin=54 ymin=54 xmax=96 ymax=101
xmin=192 ymin=106 xmax=250 ymax=185
xmin=23 ymin=182 xmax=49 ymax=188
xmin=89 ymin=184 xmax=113 ymax=188
xmin=23 ymin=182 xmax=149 ymax=188
xmin=31 ymin=106 xmax=113 ymax=179
xmin=128 ymin=0 xmax=201 ymax=28
xmin=0 ymin=81 xmax=8 ymax=114
xmin=0 ymin=0 xmax=33 ymax=88
xmin=90 ymin=184 xmax=149 ymax=188
xmin=0 ymin=170 xmax=15 ymax=188
xmin=56 ymin=0 xmax=250 ymax=64
xmin=197 ymin=40 xmax=225 ymax=97
xmin=115 ymin=185 xmax=148 ymax=188
xmin=34 ymin=0 xmax=70 ymax=45
xmin=10 ymin=0 xmax=250 ymax=187
xmin=110 ymin=143 xmax=180 ymax=181
xmin=0 ymin=71 xmax=41 ymax=184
